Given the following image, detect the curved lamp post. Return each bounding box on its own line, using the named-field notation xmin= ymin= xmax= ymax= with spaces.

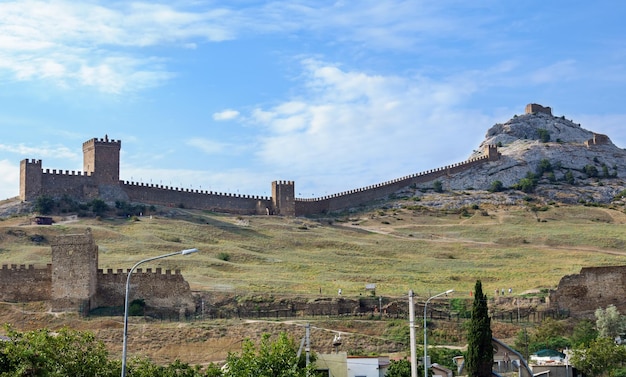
xmin=121 ymin=248 xmax=199 ymax=377
xmin=424 ymin=289 xmax=453 ymax=377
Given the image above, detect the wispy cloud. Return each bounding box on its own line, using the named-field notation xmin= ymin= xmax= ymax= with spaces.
xmin=0 ymin=1 xmax=235 ymax=93
xmin=0 ymin=143 xmax=78 ymax=160
xmin=0 ymin=160 xmax=19 ymax=199
xmin=247 ymin=59 xmax=489 ymax=190
xmin=0 ymin=1 xmax=501 ymax=94
xmin=213 ymin=109 xmax=240 ymax=121
xmin=186 ymin=137 xmax=229 ymax=155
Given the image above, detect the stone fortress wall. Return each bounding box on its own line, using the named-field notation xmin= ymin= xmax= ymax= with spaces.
xmin=20 ymin=133 xmax=501 ymax=216
xmin=0 ymin=264 xmax=52 ymax=302
xmin=549 ymin=265 xmax=626 ymax=318
xmin=0 ymin=229 xmax=195 ymax=314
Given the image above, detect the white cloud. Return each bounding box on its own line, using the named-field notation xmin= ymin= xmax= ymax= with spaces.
xmin=0 ymin=1 xmax=234 ymax=93
xmin=186 ymin=138 xmax=229 ymax=154
xmin=247 ymin=59 xmax=490 ymax=192
xmin=0 ymin=143 xmax=78 ymax=160
xmin=213 ymin=109 xmax=240 ymax=121
xmin=529 ymin=60 xmax=578 ymax=84
xmin=0 ymin=160 xmax=19 ymax=200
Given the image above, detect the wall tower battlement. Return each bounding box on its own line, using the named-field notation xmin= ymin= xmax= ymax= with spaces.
xmin=20 ymin=134 xmax=501 ymax=216
xmin=0 ymin=230 xmax=194 ymax=315
xmin=82 ymin=134 xmax=121 ymax=184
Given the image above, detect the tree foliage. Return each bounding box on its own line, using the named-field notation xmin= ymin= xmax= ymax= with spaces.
xmin=465 ymin=280 xmax=493 ymax=377
xmin=433 ymin=180 xmax=443 ymax=193
xmin=488 ymin=180 xmax=504 ymax=193
xmin=0 ymin=326 xmax=217 ymax=376
xmin=0 ymin=326 xmax=117 ymax=377
xmin=223 ymin=332 xmax=313 ymax=377
xmin=570 ymin=319 xmax=598 ymax=347
xmin=386 ymin=358 xmax=411 ymax=377
xmin=570 ymin=337 xmax=626 ymax=377
xmin=596 ymin=305 xmax=626 ymax=339
xmin=537 ymin=128 xmax=550 ymax=143
xmin=528 ymin=317 xmax=571 ymax=351
xmin=34 ymin=195 xmax=55 ymax=215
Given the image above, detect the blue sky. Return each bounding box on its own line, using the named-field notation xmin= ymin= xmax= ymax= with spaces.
xmin=1 ymin=1 xmax=625 ymax=200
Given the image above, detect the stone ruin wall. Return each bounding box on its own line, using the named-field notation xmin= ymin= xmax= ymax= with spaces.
xmin=585 ymin=133 xmax=611 ymax=147
xmin=549 ymin=265 xmax=626 ymax=318
xmin=0 ymin=264 xmax=52 ymax=302
xmin=525 ymin=103 xmax=553 ymax=116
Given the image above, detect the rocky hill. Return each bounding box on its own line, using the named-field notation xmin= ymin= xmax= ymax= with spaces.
xmin=432 ymin=108 xmax=626 ymax=204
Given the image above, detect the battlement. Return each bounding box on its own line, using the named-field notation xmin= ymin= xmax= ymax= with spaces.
xmin=23 ymin=159 xmax=42 ymax=166
xmin=82 ymin=135 xmax=121 ymax=147
xmin=276 ymin=180 xmax=294 ymax=186
xmin=98 ymin=267 xmax=182 ymax=277
xmin=295 ymin=149 xmax=496 ymax=202
xmin=122 ymin=180 xmax=270 ymax=200
xmin=21 ymin=132 xmax=504 ymax=216
xmin=1 ymin=264 xmax=52 ymax=272
xmin=42 ymin=169 xmax=91 ymax=177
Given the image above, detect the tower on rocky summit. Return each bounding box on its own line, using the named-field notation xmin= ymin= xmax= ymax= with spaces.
xmin=82 ymin=135 xmax=121 ymax=185
xmin=525 ymin=103 xmax=552 ymax=116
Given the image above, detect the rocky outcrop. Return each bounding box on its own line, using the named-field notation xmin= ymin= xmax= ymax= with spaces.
xmin=421 ymin=108 xmax=626 ymax=203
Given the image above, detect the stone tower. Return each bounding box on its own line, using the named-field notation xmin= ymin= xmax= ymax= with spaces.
xmin=272 ymin=180 xmax=296 ymax=216
xmin=82 ymin=135 xmax=121 ymax=185
xmin=50 ymin=229 xmax=99 ymax=312
xmin=19 ymin=159 xmax=43 ymax=201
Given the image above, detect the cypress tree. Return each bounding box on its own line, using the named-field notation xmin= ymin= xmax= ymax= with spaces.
xmin=466 ymin=280 xmax=493 ymax=377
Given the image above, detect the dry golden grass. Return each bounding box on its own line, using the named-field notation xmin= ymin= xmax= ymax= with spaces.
xmin=2 ymin=203 xmax=626 ymax=298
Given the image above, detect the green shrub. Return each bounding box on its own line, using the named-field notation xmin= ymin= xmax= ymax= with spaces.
xmin=129 ymin=298 xmax=145 ymax=316
xmin=433 ymin=180 xmax=443 ymax=193
xmin=488 ymin=180 xmax=504 ymax=192
xmin=217 ymin=252 xmax=231 ymax=261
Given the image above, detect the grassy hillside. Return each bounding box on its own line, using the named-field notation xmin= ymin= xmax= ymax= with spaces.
xmin=3 ymin=198 xmax=626 ymax=365
xmin=2 ymin=200 xmax=626 ymax=298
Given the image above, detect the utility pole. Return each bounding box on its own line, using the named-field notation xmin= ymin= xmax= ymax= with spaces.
xmin=409 ymin=290 xmax=418 ymax=377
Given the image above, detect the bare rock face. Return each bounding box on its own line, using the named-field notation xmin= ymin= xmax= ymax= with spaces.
xmin=429 ymin=108 xmax=626 ymax=204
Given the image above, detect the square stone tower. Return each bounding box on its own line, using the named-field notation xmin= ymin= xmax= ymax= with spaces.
xmin=82 ymin=135 xmax=121 ymax=185
xmin=51 ymin=229 xmax=98 ymax=312
xmin=272 ymin=180 xmax=296 ymax=216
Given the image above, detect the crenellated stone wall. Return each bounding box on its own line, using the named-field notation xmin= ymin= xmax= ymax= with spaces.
xmin=20 ymin=134 xmax=501 ymax=216
xmin=0 ymin=230 xmax=195 ymax=315
xmin=95 ymin=267 xmax=194 ymax=314
xmin=0 ymin=264 xmax=52 ymax=302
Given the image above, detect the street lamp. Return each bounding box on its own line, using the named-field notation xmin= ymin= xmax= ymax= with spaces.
xmin=424 ymin=289 xmax=453 ymax=377
xmin=121 ymin=248 xmax=199 ymax=377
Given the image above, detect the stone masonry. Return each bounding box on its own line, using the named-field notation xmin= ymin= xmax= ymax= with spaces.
xmin=549 ymin=265 xmax=626 ymax=318
xmin=0 ymin=229 xmax=195 ymax=315
xmin=19 ymin=134 xmax=500 ymax=216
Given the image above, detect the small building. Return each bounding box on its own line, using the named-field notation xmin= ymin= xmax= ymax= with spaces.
xmin=316 ymin=353 xmax=390 ymax=377
xmin=431 ymin=363 xmax=453 ymax=377
xmin=348 ymin=356 xmax=389 ymax=377
xmin=33 ymin=216 xmax=53 ymax=225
